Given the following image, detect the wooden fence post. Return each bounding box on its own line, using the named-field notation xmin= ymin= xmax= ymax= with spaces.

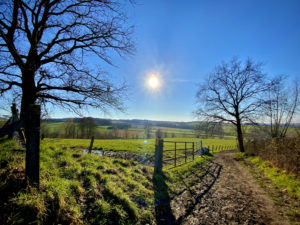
xmin=200 ymin=141 xmax=202 ymax=155
xmin=154 ymin=138 xmax=163 ymax=174
xmin=192 ymin=142 xmax=195 ymax=161
xmin=25 ymin=104 xmax=40 ymax=188
xmin=185 ymin=142 xmax=187 ymax=163
xmin=89 ymin=136 xmax=95 ymax=153
xmin=174 ymin=142 xmax=177 ymax=167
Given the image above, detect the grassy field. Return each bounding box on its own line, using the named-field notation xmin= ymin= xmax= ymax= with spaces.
xmin=42 ymin=137 xmax=237 ymax=154
xmin=0 ymin=138 xmax=213 ymax=224
xmin=42 ymin=121 xmax=239 ymax=139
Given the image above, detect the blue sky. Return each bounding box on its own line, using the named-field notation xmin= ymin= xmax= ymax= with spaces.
xmin=3 ymin=0 xmax=300 ymax=121
xmin=102 ymin=0 xmax=300 ymax=122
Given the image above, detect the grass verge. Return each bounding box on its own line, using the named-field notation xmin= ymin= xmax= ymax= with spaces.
xmin=234 ymin=152 xmax=300 ymax=224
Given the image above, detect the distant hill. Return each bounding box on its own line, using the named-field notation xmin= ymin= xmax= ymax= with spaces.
xmin=42 ymin=118 xmax=300 ymax=130
xmin=43 ymin=118 xmax=198 ymax=129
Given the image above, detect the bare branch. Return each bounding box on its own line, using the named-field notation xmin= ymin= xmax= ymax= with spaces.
xmin=0 ymin=0 xmax=134 ymax=115
xmin=195 ymin=58 xmax=267 ymax=152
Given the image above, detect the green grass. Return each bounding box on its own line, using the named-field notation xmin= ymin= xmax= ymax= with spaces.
xmin=235 ymin=152 xmax=300 ymax=224
xmin=0 ymin=134 xmax=236 ymax=224
xmin=42 ymin=137 xmax=237 ymax=154
xmin=0 ymin=137 xmax=216 ymax=224
xmin=244 ymin=156 xmax=300 ymax=199
xmin=0 ymin=139 xmax=155 ymax=224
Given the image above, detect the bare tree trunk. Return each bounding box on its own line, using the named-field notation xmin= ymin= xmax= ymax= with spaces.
xmin=24 ymin=104 xmax=40 ymax=188
xmin=236 ymin=120 xmax=245 ymax=152
xmin=20 ymin=70 xmax=37 ymax=119
xmin=21 ymin=70 xmax=40 ymax=187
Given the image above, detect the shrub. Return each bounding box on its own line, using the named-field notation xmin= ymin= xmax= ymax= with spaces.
xmin=244 ymin=137 xmax=300 ymax=175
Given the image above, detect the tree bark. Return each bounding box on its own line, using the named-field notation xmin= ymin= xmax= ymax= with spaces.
xmin=236 ymin=119 xmax=245 ymax=152
xmin=21 ymin=69 xmax=40 ymax=187
xmin=24 ymin=104 xmax=40 ymax=188
xmin=20 ymin=69 xmax=37 ymax=118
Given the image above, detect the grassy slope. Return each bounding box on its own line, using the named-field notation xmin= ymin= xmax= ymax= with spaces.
xmin=0 ymin=138 xmax=213 ymax=224
xmin=0 ymin=139 xmax=154 ymax=224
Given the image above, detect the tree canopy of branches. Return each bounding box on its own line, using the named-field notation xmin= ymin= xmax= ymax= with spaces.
xmin=195 ymin=58 xmax=267 ymax=152
xmin=263 ymin=75 xmax=299 ymax=138
xmin=0 ymin=0 xmax=134 ymax=185
xmin=0 ymin=0 xmax=133 ymax=115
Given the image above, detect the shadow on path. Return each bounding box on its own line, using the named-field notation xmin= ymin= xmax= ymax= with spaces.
xmin=175 ymin=161 xmax=222 ymax=224
xmin=153 ymin=171 xmax=176 ymax=225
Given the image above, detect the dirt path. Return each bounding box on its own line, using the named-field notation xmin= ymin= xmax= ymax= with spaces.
xmin=170 ymin=151 xmax=290 ymax=225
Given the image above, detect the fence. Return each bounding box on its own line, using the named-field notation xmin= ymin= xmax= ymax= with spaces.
xmin=154 ymin=138 xmax=237 ymax=172
xmin=162 ymin=140 xmax=197 ymax=169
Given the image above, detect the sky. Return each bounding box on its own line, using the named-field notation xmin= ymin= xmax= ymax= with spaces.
xmin=2 ymin=0 xmax=300 ymax=122
xmin=101 ymin=0 xmax=300 ymax=122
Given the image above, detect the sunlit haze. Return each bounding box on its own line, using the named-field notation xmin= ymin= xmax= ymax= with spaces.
xmin=147 ymin=75 xmax=160 ymax=89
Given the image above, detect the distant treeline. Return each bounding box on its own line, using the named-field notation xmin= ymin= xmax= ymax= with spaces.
xmin=44 ymin=118 xmax=113 ymax=126
xmin=42 ymin=118 xmax=197 ymax=129
xmin=40 ymin=118 xmax=237 ymax=140
xmin=41 ymin=118 xmax=138 ymax=139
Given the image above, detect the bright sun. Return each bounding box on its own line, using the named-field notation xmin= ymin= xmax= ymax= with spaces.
xmin=148 ymin=76 xmax=159 ymax=89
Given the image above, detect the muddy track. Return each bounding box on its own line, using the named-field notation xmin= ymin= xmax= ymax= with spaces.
xmin=170 ymin=151 xmax=290 ymax=225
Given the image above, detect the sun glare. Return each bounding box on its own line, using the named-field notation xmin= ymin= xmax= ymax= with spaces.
xmin=148 ymin=76 xmax=159 ymax=89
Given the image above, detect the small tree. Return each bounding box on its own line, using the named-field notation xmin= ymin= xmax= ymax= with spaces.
xmin=263 ymin=75 xmax=299 ymax=138
xmin=155 ymin=128 xmax=162 ymax=138
xmin=144 ymin=121 xmax=152 ymax=139
xmin=40 ymin=122 xmax=49 ymax=139
xmin=79 ymin=117 xmax=97 ymax=139
xmin=124 ymin=128 xmax=129 ymax=139
xmin=112 ymin=127 xmax=119 ymax=138
xmin=196 ymin=58 xmax=267 ymax=152
xmin=63 ymin=119 xmax=77 ymax=138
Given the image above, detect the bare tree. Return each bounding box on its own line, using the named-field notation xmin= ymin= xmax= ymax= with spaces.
xmin=112 ymin=126 xmax=119 ymax=138
xmin=195 ymin=58 xmax=267 ymax=152
xmin=263 ymin=75 xmax=299 ymax=138
xmin=144 ymin=121 xmax=152 ymax=139
xmin=63 ymin=119 xmax=77 ymax=138
xmin=155 ymin=128 xmax=162 ymax=138
xmin=40 ymin=122 xmax=50 ymax=139
xmin=0 ymin=0 xmax=133 ymax=184
xmin=124 ymin=128 xmax=129 ymax=139
xmin=78 ymin=117 xmax=97 ymax=138
xmin=0 ymin=0 xmax=133 ymax=113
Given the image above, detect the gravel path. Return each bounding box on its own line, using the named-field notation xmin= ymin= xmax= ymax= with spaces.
xmin=170 ymin=151 xmax=290 ymax=225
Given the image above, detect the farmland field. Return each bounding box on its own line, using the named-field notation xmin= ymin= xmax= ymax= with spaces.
xmin=41 ymin=120 xmax=240 ymax=139
xmin=42 ymin=137 xmax=237 ymax=154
